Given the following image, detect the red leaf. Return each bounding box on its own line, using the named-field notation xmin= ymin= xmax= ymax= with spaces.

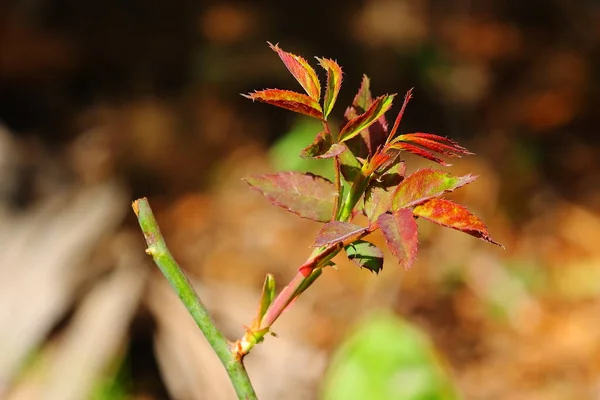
xmin=269 ymin=42 xmax=321 ymax=101
xmin=300 ymin=131 xmax=345 ymax=159
xmin=376 ymin=209 xmax=419 ymax=269
xmin=395 ymin=133 xmax=473 ymax=157
xmin=413 ymin=199 xmax=502 ymax=246
xmin=388 ymin=142 xmax=450 ymax=166
xmin=312 ymin=221 xmax=367 ymax=247
xmin=317 ymin=57 xmax=343 ymax=118
xmin=245 ymin=172 xmax=337 ymax=222
xmin=344 ymin=75 xmax=389 ymax=159
xmin=243 ymin=89 xmax=323 ymax=119
xmin=387 ymin=89 xmax=414 ymax=141
xmin=339 ymin=94 xmax=395 ymax=142
xmin=350 ymin=74 xmax=373 ymax=111
xmin=392 ymin=168 xmax=477 ymax=209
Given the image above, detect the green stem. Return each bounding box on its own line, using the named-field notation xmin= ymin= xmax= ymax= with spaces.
xmin=339 ymin=172 xmax=369 ymax=221
xmin=133 ymin=198 xmax=257 ymax=400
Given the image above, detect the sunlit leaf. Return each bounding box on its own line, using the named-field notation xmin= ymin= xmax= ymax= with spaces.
xmin=243 ymin=89 xmax=323 ymax=119
xmin=388 ymin=142 xmax=449 ymax=166
xmin=342 ymin=75 xmax=389 ymax=160
xmin=245 ymin=172 xmax=337 ymax=222
xmin=394 ymin=133 xmax=473 ymax=157
xmin=413 ymin=199 xmax=502 ymax=246
xmin=364 ymin=186 xmax=394 ymax=223
xmin=376 ymin=209 xmax=418 ymax=269
xmin=345 ymin=240 xmax=384 ymax=274
xmin=343 ymin=76 xmax=390 ymax=159
xmin=392 ymin=168 xmax=477 ymax=210
xmin=350 ymin=74 xmax=373 ymax=111
xmin=317 ymin=57 xmax=343 ymax=118
xmin=300 ymin=131 xmax=346 ymax=159
xmin=312 ymin=221 xmax=367 ymax=247
xmin=339 ymin=95 xmax=395 ymax=142
xmin=389 ymin=133 xmax=473 ymax=165
xmin=269 ymin=42 xmax=321 ymax=101
xmin=387 ymin=89 xmax=414 ymax=141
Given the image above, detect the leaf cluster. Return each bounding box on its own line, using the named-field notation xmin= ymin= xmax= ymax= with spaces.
xmin=244 ymin=43 xmax=501 ymax=275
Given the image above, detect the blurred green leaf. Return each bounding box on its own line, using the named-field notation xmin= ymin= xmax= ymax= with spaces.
xmin=321 ymin=312 xmax=461 ymax=400
xmin=91 ymin=354 xmax=130 ymax=400
xmin=269 ymin=117 xmax=334 ymax=180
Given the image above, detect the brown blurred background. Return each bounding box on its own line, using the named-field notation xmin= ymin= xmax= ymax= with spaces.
xmin=1 ymin=1 xmax=599 ymax=399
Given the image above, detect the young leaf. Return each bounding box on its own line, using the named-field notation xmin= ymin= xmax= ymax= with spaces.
xmin=312 ymin=221 xmax=367 ymax=247
xmin=389 ymin=133 xmax=473 ymax=165
xmin=245 ymin=172 xmax=337 ymax=222
xmin=339 ymin=95 xmax=395 ymax=142
xmin=243 ymin=89 xmax=323 ymax=119
xmin=363 ymin=158 xmax=407 ymax=222
xmin=413 ymin=199 xmax=502 ymax=246
xmin=374 ymin=157 xmax=406 ymax=188
xmin=388 ymin=142 xmax=449 ymax=166
xmin=386 ymin=89 xmax=414 ymax=142
xmin=344 ymin=76 xmax=390 ymax=159
xmin=345 ymin=240 xmax=384 ymax=274
xmin=338 ymin=149 xmax=362 ymax=183
xmin=300 ymin=131 xmax=346 ymax=159
xmin=376 ymin=209 xmax=419 ymax=270
xmin=351 ymin=74 xmax=373 ymax=111
xmin=363 ymin=157 xmax=405 ymax=218
xmin=395 ymin=133 xmax=473 ymax=157
xmin=269 ymin=42 xmax=321 ymax=101
xmin=317 ymin=58 xmax=343 ymax=118
xmin=257 ymin=274 xmax=276 ymax=322
xmin=392 ymin=169 xmax=477 ymax=210
xmin=364 ymin=186 xmax=394 ymax=223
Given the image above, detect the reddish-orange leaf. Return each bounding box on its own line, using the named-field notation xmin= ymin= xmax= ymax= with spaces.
xmin=388 ymin=142 xmax=449 ymax=166
xmin=312 ymin=221 xmax=367 ymax=247
xmin=387 ymin=89 xmax=414 ymax=142
xmin=376 ymin=209 xmax=419 ymax=269
xmin=413 ymin=199 xmax=502 ymax=246
xmin=269 ymin=42 xmax=321 ymax=101
xmin=395 ymin=133 xmax=473 ymax=157
xmin=351 ymin=74 xmax=373 ymax=111
xmin=243 ymin=89 xmax=323 ymax=119
xmin=339 ymin=95 xmax=395 ymax=142
xmin=317 ymin=57 xmax=343 ymax=118
xmin=344 ymin=75 xmax=389 ymax=158
xmin=392 ymin=168 xmax=477 ymax=209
